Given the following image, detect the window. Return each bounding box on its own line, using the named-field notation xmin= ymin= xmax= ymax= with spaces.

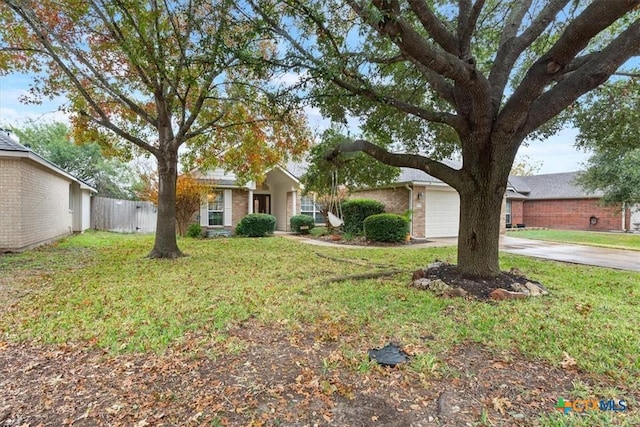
xmin=208 ymin=191 xmax=224 ymax=226
xmin=505 ymin=200 xmax=512 ymax=226
xmin=301 ymin=195 xmax=325 ymax=224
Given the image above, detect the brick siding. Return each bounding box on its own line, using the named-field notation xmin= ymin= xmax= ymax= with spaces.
xmin=1 ymin=157 xmax=73 ymax=251
xmin=352 ymin=186 xmax=417 ymax=234
xmin=522 ymin=198 xmax=626 ymax=231
xmin=509 ymin=200 xmax=525 ymax=226
xmin=231 ymin=188 xmax=248 ymax=230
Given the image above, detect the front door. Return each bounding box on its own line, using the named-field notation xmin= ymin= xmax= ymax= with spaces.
xmin=253 ymin=194 xmax=271 ymax=214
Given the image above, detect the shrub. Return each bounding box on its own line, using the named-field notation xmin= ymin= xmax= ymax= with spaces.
xmin=290 ymin=215 xmax=315 ymax=234
xmin=341 ymin=199 xmax=385 ymax=235
xmin=186 ymin=223 xmax=202 ymax=238
xmin=364 ymin=213 xmax=409 ymax=243
xmin=235 ymin=213 xmax=276 ymax=237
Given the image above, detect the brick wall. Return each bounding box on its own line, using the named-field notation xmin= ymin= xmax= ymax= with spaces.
xmin=231 ymin=188 xmax=248 ymax=229
xmin=352 ymin=186 xmax=416 ymax=233
xmin=510 ymin=200 xmax=525 ymax=225
xmin=0 ymin=158 xmax=22 ymax=250
xmin=1 ymin=157 xmax=72 ymax=251
xmin=412 ymin=186 xmax=426 ymax=238
xmin=523 ymin=198 xmax=625 ymax=231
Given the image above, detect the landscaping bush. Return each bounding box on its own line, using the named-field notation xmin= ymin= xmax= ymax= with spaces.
xmin=235 ymin=213 xmax=276 ymax=237
xmin=186 ymin=223 xmax=202 ymax=238
xmin=341 ymin=199 xmax=385 ymax=235
xmin=290 ymin=214 xmax=315 ymax=234
xmin=364 ymin=213 xmax=409 ymax=243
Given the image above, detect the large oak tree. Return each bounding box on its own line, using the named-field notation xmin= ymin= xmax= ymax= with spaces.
xmin=250 ymin=0 xmax=640 ymax=277
xmin=0 ymin=0 xmax=310 ymax=258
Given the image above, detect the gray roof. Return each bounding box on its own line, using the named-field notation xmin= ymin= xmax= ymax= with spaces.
xmin=507 ymin=175 xmax=531 ymax=194
xmin=508 ymin=172 xmax=603 ymax=199
xmin=0 ymin=132 xmax=30 ymax=152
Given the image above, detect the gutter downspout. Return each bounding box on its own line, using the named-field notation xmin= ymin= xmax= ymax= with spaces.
xmin=405 ymin=184 xmax=413 ymax=238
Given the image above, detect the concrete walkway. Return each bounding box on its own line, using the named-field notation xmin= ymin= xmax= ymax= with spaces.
xmin=500 ymin=236 xmax=640 ymax=272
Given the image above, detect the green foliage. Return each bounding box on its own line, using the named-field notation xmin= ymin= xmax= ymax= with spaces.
xmin=363 ymin=214 xmax=409 ymax=243
xmin=341 ymin=199 xmax=385 ymax=235
xmin=573 ymin=78 xmax=640 ymax=206
xmin=186 ymin=223 xmax=202 ymax=239
xmin=11 ymin=122 xmax=138 ymax=199
xmin=574 ymin=79 xmax=640 ymax=154
xmin=575 ymin=148 xmax=640 ymax=206
xmin=300 ymin=127 xmax=400 ymax=196
xmin=235 ymin=214 xmax=276 ymax=237
xmin=510 ymin=154 xmax=543 ymax=177
xmin=290 ymin=215 xmax=315 ymax=234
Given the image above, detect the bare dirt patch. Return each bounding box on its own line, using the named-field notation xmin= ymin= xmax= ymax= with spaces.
xmin=1 ymin=320 xmax=631 ymax=426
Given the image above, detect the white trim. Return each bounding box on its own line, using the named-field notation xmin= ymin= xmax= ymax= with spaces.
xmin=248 ymin=190 xmax=254 ymax=214
xmin=200 ymin=201 xmax=208 ymax=227
xmin=224 ymin=189 xmax=233 ymax=226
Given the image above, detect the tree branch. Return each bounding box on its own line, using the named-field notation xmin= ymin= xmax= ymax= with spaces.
xmin=325 ymin=139 xmax=464 ymax=190
xmin=498 ymin=0 xmax=640 ymax=135
xmin=458 ymin=0 xmax=484 ymax=58
xmin=524 ymin=17 xmax=640 ymax=135
xmin=407 ymin=0 xmax=458 ymax=55
xmin=349 ymin=0 xmax=472 ymax=84
xmin=489 ymin=0 xmax=570 ymax=101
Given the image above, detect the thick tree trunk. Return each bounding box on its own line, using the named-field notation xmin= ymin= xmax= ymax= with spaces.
xmin=148 ymin=149 xmax=184 ymax=258
xmin=456 ymin=186 xmax=505 ymax=278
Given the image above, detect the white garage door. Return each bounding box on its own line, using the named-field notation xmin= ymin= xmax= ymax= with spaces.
xmin=425 ymin=189 xmax=460 ymax=238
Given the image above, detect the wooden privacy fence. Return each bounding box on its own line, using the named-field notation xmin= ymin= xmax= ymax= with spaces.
xmin=91 ymin=197 xmax=157 ymax=233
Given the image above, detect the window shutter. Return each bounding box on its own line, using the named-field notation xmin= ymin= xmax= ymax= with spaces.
xmin=224 ymin=189 xmax=233 ymax=226
xmin=200 ymin=199 xmax=208 ymax=227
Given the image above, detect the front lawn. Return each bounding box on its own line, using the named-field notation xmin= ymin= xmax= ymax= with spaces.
xmin=1 ymin=232 xmax=638 ymax=425
xmin=508 ymin=229 xmax=640 ymax=250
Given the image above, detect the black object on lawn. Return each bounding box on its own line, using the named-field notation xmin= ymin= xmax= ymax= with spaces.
xmin=368 ymin=343 xmax=410 ymax=367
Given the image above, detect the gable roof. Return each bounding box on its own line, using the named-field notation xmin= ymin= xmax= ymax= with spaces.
xmin=0 ymin=132 xmax=97 ymax=193
xmin=508 ymin=172 xmax=603 ymax=200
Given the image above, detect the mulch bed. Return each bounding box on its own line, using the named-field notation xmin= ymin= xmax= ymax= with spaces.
xmin=421 ymin=263 xmax=546 ymax=299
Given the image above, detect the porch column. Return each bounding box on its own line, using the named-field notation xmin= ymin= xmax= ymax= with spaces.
xmin=292 ymin=190 xmax=297 ymax=216
xmin=248 ymin=190 xmax=254 ymax=214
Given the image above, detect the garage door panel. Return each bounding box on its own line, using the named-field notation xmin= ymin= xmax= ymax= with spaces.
xmin=425 ymin=190 xmax=459 ymax=238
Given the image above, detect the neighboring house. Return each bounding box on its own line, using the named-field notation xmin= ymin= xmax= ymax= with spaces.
xmin=0 ymin=132 xmax=96 ymax=252
xmin=506 ymin=172 xmax=632 ymax=231
xmin=194 ymin=166 xmax=303 ymax=235
xmin=352 ymin=167 xmax=464 ymax=239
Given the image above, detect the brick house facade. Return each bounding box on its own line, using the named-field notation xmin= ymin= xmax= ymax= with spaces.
xmin=352 ymin=167 xmax=463 ymax=239
xmin=507 ymin=173 xmax=630 ymax=232
xmin=195 ymin=166 xmax=302 ymax=234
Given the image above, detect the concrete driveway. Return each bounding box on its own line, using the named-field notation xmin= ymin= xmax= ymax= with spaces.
xmin=500 ymin=236 xmax=640 ymax=272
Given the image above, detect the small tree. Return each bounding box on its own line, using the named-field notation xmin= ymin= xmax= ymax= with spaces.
xmin=574 ymin=78 xmax=640 ymax=207
xmin=138 ymin=173 xmax=208 ymax=237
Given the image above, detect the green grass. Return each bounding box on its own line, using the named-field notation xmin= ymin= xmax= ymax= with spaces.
xmin=509 ymin=229 xmax=640 ymax=251
xmin=1 ymin=231 xmax=639 ymax=424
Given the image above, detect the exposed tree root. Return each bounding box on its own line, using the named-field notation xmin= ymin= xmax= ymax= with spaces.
xmin=321 ymin=269 xmax=406 ymax=284
xmin=314 ymin=252 xmax=391 ymax=268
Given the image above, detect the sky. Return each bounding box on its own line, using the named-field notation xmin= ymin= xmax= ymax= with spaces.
xmin=0 ymin=72 xmax=591 ymax=174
